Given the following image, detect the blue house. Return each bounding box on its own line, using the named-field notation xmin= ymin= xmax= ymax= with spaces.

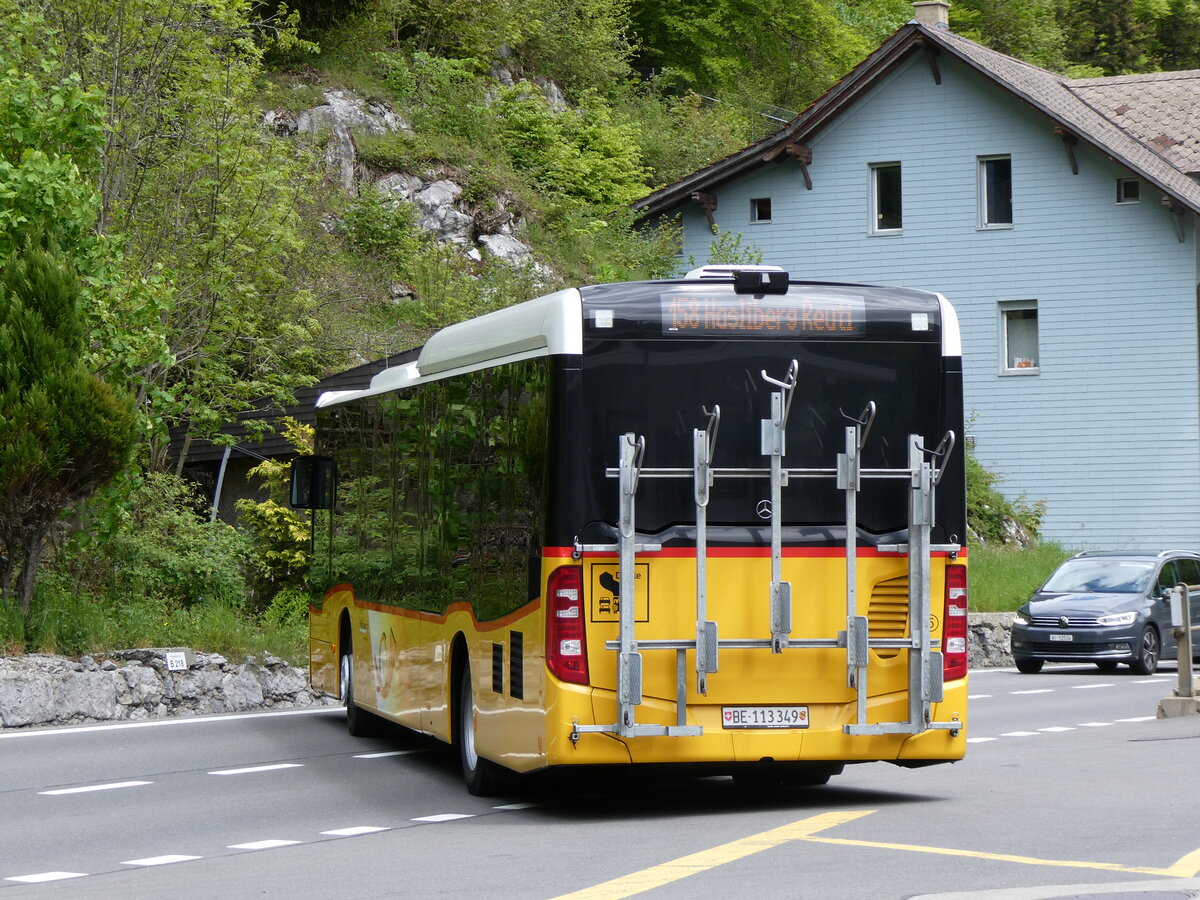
xmin=634 ymin=1 xmax=1200 ymax=550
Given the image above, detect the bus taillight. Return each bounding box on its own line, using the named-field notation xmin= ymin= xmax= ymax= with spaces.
xmin=943 ymin=564 xmax=968 ymax=681
xmin=546 ymin=565 xmax=588 ymax=685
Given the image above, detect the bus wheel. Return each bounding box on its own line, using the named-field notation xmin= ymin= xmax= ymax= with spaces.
xmin=342 ymin=642 xmax=379 ymax=737
xmin=457 ymin=667 xmax=503 ymax=796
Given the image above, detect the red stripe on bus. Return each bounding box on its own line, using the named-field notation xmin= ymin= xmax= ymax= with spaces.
xmin=321 ymin=584 xmax=541 ymax=630
xmin=543 ymin=546 xmax=966 ymax=559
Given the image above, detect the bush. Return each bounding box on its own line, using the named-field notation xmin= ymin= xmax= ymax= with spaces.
xmin=966 ymin=449 xmax=1045 ymax=546
xmin=55 ymin=472 xmax=252 ymax=613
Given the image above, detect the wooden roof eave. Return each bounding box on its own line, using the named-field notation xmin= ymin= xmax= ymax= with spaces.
xmin=632 ymin=24 xmax=927 ymax=222
xmin=916 ymin=28 xmax=1200 ymax=218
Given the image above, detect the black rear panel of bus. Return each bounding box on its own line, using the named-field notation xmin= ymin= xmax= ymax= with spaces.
xmin=546 ymin=279 xmax=965 ymax=552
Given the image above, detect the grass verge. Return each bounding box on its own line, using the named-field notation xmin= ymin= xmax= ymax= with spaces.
xmin=969 ymin=542 xmax=1072 ymax=613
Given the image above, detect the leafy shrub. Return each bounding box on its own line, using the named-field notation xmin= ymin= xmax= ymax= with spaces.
xmin=235 ymin=419 xmax=314 ymax=610
xmin=64 ymin=472 xmax=253 ymax=610
xmin=966 ymin=448 xmax=1045 ymax=545
xmin=494 ymin=86 xmax=649 ymax=209
xmin=342 ymin=190 xmax=428 ymax=264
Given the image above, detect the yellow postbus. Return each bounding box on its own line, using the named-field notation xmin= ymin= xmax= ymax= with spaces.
xmin=292 ymin=265 xmax=969 ymax=794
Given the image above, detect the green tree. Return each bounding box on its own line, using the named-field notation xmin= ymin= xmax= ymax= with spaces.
xmin=951 ymin=0 xmax=1069 ymax=71
xmin=43 ymin=0 xmax=323 ymax=458
xmin=1059 ymin=0 xmax=1155 ymax=73
xmin=628 ymin=0 xmax=906 ymax=115
xmin=0 ymin=243 xmax=138 ymax=631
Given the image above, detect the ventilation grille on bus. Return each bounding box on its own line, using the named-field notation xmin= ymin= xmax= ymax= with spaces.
xmin=867 ymin=574 xmax=909 ymax=659
xmin=509 ymin=631 xmax=524 ymax=699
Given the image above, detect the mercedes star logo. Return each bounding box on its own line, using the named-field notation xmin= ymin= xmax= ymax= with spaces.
xmin=756 ymin=499 xmax=773 ymax=519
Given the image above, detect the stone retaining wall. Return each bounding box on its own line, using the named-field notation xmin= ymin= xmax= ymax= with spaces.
xmin=0 ymin=649 xmax=339 ymax=730
xmin=0 ymin=614 xmax=1013 ymax=730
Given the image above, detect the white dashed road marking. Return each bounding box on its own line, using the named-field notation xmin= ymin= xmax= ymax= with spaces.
xmin=121 ymin=855 xmax=201 ymax=866
xmin=1038 ymin=726 xmax=1074 ymax=732
xmin=321 ymin=826 xmax=390 ymax=836
xmin=209 ymin=763 xmax=303 ymax=776
xmin=1011 ymin=689 xmax=1053 ymax=695
xmin=411 ymin=813 xmax=475 ymax=823
xmin=227 ymin=839 xmax=302 ymax=851
xmin=40 ymin=780 xmax=151 ymax=795
xmin=6 ymin=872 xmax=88 ymax=883
xmin=1071 ymin=683 xmax=1114 ymax=690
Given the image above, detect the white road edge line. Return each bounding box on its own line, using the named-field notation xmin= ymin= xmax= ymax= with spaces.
xmin=0 ymin=707 xmax=341 ymax=740
xmin=40 ymin=780 xmax=152 ymax=795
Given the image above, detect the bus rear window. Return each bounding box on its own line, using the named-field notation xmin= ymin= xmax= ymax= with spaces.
xmin=580 ymin=340 xmax=942 ymax=536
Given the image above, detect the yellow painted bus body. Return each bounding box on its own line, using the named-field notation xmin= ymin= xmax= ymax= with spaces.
xmin=309 ymin=548 xmax=967 ymax=775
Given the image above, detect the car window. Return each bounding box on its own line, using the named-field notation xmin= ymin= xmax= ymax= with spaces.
xmin=1156 ymin=561 xmax=1181 ymax=595
xmin=1041 ymin=558 xmax=1156 ymax=593
xmin=1174 ymin=558 xmax=1200 ymax=588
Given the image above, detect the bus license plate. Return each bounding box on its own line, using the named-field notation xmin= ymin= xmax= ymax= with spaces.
xmin=722 ymin=706 xmax=808 ymax=729
xmin=1049 ymin=634 xmax=1073 ymax=641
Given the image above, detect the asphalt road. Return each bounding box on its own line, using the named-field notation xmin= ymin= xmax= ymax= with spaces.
xmin=2 ymin=664 xmax=1199 ymax=899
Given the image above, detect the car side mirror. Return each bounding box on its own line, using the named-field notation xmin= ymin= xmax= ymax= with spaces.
xmin=289 ymin=456 xmax=335 ymax=509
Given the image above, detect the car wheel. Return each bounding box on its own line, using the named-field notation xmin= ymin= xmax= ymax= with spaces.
xmin=1129 ymin=626 xmax=1160 ymax=675
xmin=1095 ymin=661 xmax=1119 ymax=673
xmin=457 ymin=665 xmax=504 ymax=796
xmin=1015 ymin=658 xmax=1043 ymax=674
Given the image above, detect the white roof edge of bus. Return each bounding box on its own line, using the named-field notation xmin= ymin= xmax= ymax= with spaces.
xmin=418 ymin=286 xmax=582 ymax=376
xmin=315 ymin=287 xmax=584 ymax=408
xmin=684 ymin=264 xmax=786 ymax=279
xmin=937 ymin=293 xmax=962 ymax=358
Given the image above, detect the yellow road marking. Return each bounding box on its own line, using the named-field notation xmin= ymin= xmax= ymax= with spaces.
xmin=549 ymin=810 xmax=874 ymax=900
xmin=1161 ymin=846 xmax=1200 ymax=878
xmin=551 ymin=808 xmax=1200 ymax=899
xmin=803 ymin=837 xmax=1169 ymax=876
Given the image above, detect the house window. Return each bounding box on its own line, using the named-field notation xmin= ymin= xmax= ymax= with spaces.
xmin=1117 ymin=178 xmax=1140 ymax=204
xmin=1000 ymin=300 xmax=1039 ymax=374
xmin=870 ymin=163 xmax=902 ymax=232
xmin=979 ymin=156 xmax=1012 ymax=227
xmin=750 ymin=197 xmax=772 ymax=223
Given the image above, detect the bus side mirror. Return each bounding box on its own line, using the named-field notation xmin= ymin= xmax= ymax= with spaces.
xmin=289 ymin=456 xmax=336 ymax=510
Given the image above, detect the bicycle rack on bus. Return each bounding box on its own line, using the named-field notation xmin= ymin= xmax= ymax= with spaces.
xmin=571 ymin=359 xmax=962 ymax=741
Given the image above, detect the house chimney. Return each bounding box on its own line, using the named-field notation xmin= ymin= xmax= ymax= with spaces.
xmin=913 ymin=1 xmax=950 ymax=29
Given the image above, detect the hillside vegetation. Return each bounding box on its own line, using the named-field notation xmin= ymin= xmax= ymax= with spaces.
xmin=1 ymin=0 xmax=1191 ymax=656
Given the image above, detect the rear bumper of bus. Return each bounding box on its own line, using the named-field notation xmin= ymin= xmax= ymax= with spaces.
xmin=538 ymin=678 xmax=968 ymax=770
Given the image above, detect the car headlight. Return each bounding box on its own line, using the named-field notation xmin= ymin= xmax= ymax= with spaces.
xmin=1013 ymin=611 xmax=1031 ymax=626
xmin=1096 ymin=611 xmax=1137 ymax=627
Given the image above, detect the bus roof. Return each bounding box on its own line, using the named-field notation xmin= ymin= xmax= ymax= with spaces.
xmin=317 ymin=275 xmax=959 ymax=409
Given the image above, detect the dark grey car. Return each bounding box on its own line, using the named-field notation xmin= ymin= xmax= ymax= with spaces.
xmin=1009 ymin=550 xmax=1200 ymax=675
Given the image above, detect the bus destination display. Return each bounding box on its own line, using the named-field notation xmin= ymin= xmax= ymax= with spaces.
xmin=661 ymin=291 xmax=866 ymax=337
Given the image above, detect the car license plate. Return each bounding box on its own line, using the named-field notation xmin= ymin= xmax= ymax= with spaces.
xmin=1049 ymin=633 xmax=1074 ymax=642
xmin=722 ymin=706 xmax=808 ymax=729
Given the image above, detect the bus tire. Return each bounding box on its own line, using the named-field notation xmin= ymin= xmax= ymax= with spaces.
xmin=341 ymin=641 xmax=380 ymax=737
xmin=457 ymin=666 xmax=504 ymax=796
